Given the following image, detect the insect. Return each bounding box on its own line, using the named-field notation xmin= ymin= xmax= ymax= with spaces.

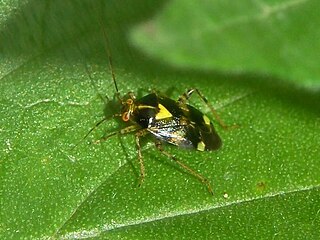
xmin=82 ymin=29 xmax=233 ymax=195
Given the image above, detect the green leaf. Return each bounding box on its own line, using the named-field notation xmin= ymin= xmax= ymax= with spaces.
xmin=1 ymin=1 xmax=319 ymax=239
xmin=131 ymin=0 xmax=320 ymax=88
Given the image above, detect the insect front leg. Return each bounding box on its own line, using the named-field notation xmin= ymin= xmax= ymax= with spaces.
xmin=135 ymin=129 xmax=148 ymax=187
xmin=94 ymin=124 xmax=148 ymax=187
xmin=72 ymin=114 xmax=121 ymax=150
xmin=178 ymin=88 xmax=236 ymax=129
xmin=154 ymin=141 xmax=213 ymax=195
xmin=94 ymin=125 xmax=139 ymax=144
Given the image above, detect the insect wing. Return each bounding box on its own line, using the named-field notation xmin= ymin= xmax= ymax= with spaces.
xmin=148 ymin=117 xmax=194 ymax=148
xmin=186 ymin=105 xmax=222 ymax=151
xmin=148 ymin=117 xmax=221 ymax=151
xmin=135 ymin=93 xmax=222 ymax=151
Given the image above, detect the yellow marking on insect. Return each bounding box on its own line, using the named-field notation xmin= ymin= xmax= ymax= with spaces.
xmin=197 ymin=141 xmax=206 ymax=151
xmin=155 ymin=104 xmax=173 ymax=120
xmin=203 ymin=115 xmax=211 ymax=126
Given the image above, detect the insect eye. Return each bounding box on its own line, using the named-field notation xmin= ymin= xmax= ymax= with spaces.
xmin=122 ymin=112 xmax=130 ymax=122
xmin=126 ymin=99 xmax=133 ymax=105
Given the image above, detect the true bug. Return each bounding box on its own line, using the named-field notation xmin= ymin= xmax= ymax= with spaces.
xmin=82 ymin=28 xmax=233 ymax=195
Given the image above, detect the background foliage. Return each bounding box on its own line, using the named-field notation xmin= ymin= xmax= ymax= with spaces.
xmin=0 ymin=0 xmax=319 ymax=239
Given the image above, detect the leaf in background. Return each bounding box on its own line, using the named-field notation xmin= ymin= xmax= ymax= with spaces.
xmin=131 ymin=0 xmax=320 ymax=88
xmin=0 ymin=0 xmax=319 ymax=239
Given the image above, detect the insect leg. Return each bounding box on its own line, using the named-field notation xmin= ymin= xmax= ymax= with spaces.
xmin=178 ymin=88 xmax=235 ymax=129
xmin=85 ymin=115 xmax=117 ymax=139
xmin=94 ymin=125 xmax=139 ymax=144
xmin=72 ymin=114 xmax=121 ymax=150
xmin=95 ymin=125 xmax=148 ymax=187
xmin=154 ymin=141 xmax=213 ymax=195
xmin=135 ymin=130 xmax=148 ymax=186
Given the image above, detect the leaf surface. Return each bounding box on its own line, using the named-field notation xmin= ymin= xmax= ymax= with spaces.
xmin=0 ymin=0 xmax=319 ymax=239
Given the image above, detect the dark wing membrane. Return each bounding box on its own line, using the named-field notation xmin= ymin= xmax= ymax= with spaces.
xmin=144 ymin=95 xmax=222 ymax=151
xmin=147 ymin=117 xmax=194 ymax=149
xmin=196 ymin=122 xmax=222 ymax=150
xmin=185 ymin=104 xmax=222 ymax=151
xmin=148 ymin=116 xmax=222 ymax=151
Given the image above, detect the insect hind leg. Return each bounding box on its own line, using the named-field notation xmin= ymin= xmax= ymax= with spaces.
xmin=154 ymin=141 xmax=213 ymax=195
xmin=135 ymin=130 xmax=149 ymax=187
xmin=178 ymin=88 xmax=236 ymax=129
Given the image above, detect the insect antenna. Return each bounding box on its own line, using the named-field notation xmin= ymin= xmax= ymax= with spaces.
xmin=71 ymin=116 xmax=108 ymax=151
xmin=71 ymin=43 xmax=113 ymax=150
xmin=100 ymin=21 xmax=121 ymax=103
xmin=84 ymin=63 xmax=110 ymax=104
xmin=75 ymin=41 xmax=109 ymax=104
